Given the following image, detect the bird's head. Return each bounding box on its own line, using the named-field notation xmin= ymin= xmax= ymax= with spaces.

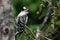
xmin=17 ymin=6 xmax=29 ymax=17
xmin=23 ymin=6 xmax=29 ymax=12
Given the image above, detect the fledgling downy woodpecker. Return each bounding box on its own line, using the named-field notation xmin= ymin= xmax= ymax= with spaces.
xmin=15 ymin=6 xmax=29 ymax=36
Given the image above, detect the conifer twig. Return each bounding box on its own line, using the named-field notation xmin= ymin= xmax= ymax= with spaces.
xmin=26 ymin=26 xmax=35 ymax=38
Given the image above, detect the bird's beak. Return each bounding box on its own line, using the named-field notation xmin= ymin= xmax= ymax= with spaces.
xmin=26 ymin=9 xmax=29 ymax=12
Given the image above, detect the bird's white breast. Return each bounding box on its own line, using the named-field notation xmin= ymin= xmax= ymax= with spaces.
xmin=16 ymin=11 xmax=28 ymax=23
xmin=18 ymin=11 xmax=28 ymax=17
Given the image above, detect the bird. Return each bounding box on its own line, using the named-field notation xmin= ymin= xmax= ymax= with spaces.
xmin=15 ymin=6 xmax=29 ymax=36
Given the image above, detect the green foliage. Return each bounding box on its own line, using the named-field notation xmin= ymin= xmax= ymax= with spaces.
xmin=12 ymin=0 xmax=60 ymax=40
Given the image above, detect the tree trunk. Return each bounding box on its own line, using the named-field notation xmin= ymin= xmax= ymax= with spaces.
xmin=0 ymin=0 xmax=15 ymax=40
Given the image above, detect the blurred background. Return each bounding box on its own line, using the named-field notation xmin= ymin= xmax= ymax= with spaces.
xmin=12 ymin=0 xmax=60 ymax=40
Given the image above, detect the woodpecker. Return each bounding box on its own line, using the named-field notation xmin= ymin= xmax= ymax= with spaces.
xmin=15 ymin=6 xmax=29 ymax=36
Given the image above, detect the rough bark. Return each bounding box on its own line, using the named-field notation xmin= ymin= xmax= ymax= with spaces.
xmin=0 ymin=0 xmax=15 ymax=40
